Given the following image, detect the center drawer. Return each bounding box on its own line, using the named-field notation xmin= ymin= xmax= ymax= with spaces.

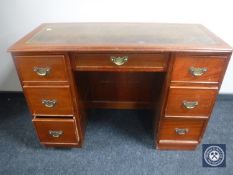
xmin=73 ymin=53 xmax=168 ymax=72
xmin=24 ymin=86 xmax=74 ymax=116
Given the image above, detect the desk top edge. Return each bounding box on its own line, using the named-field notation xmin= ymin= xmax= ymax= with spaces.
xmin=8 ymin=23 xmax=232 ymax=53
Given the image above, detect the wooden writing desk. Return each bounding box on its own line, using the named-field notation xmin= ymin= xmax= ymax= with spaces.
xmin=9 ymin=23 xmax=232 ymax=150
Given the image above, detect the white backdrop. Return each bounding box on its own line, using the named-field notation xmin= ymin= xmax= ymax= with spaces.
xmin=0 ymin=0 xmax=232 ymax=93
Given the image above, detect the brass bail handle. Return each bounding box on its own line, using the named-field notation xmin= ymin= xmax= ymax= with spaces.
xmin=189 ymin=67 xmax=207 ymax=77
xmin=33 ymin=67 xmax=50 ymax=76
xmin=42 ymin=99 xmax=57 ymax=108
xmin=111 ymin=56 xmax=128 ymax=66
xmin=175 ymin=128 xmax=189 ymax=135
xmin=183 ymin=100 xmax=198 ymax=109
xmin=49 ymin=130 xmax=63 ymax=138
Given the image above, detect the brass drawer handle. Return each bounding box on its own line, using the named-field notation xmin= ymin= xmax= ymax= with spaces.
xmin=183 ymin=100 xmax=198 ymax=109
xmin=49 ymin=130 xmax=63 ymax=138
xmin=110 ymin=56 xmax=128 ymax=66
xmin=33 ymin=67 xmax=50 ymax=76
xmin=189 ymin=67 xmax=207 ymax=77
xmin=42 ymin=99 xmax=56 ymax=108
xmin=175 ymin=128 xmax=189 ymax=135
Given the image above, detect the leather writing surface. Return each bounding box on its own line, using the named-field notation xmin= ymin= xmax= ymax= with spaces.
xmin=9 ymin=23 xmax=231 ymax=52
xmin=27 ymin=23 xmax=218 ymax=45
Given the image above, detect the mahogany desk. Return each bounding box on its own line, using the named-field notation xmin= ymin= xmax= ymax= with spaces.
xmin=9 ymin=23 xmax=232 ymax=150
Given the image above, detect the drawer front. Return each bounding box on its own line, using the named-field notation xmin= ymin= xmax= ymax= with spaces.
xmin=73 ymin=53 xmax=168 ymax=71
xmin=165 ymin=87 xmax=217 ymax=118
xmin=159 ymin=118 xmax=205 ymax=141
xmin=14 ymin=55 xmax=68 ymax=82
xmin=171 ymin=55 xmax=227 ymax=83
xmin=24 ymin=86 xmax=74 ymax=116
xmin=33 ymin=118 xmax=78 ymax=144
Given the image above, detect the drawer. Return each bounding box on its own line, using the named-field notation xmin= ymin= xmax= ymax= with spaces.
xmin=171 ymin=55 xmax=227 ymax=83
xmin=165 ymin=87 xmax=217 ymax=118
xmin=24 ymin=86 xmax=74 ymax=116
xmin=33 ymin=118 xmax=79 ymax=144
xmin=14 ymin=55 xmax=69 ymax=82
xmin=159 ymin=118 xmax=205 ymax=141
xmin=73 ymin=53 xmax=168 ymax=71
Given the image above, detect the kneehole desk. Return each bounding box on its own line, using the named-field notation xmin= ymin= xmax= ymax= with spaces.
xmin=9 ymin=23 xmax=232 ymax=150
